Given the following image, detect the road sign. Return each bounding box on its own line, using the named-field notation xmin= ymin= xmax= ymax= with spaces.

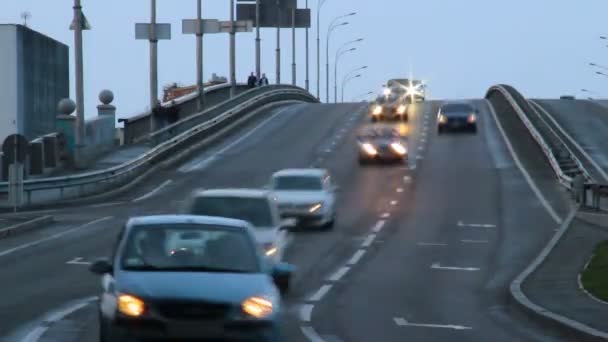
xmin=182 ymin=19 xmax=221 ymax=34
xmin=69 ymin=12 xmax=91 ymax=30
xmin=237 ymin=0 xmax=297 ymax=9
xmin=135 ymin=23 xmax=172 ymax=40
xmin=219 ymin=20 xmax=254 ymax=33
xmin=2 ymin=134 xmax=28 ymax=164
xmin=237 ymin=4 xmax=310 ymax=28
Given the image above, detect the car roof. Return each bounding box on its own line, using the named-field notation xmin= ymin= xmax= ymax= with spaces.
xmin=126 ymin=215 xmax=253 ymax=231
xmin=272 ymin=168 xmax=326 ymax=177
xmin=191 ymin=188 xmax=271 ymax=199
xmin=440 ymin=102 xmax=474 ymax=112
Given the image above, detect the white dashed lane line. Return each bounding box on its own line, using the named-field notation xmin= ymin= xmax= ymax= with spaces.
xmin=461 ymin=239 xmax=489 ymax=244
xmin=372 ymin=220 xmax=385 ymax=232
xmin=308 ymin=284 xmax=332 ymax=302
xmin=417 ymin=242 xmax=447 ymax=247
xmin=361 ymin=234 xmax=376 ymax=248
xmin=347 ymin=250 xmax=366 ymax=265
xmin=328 ymin=266 xmax=350 ymax=282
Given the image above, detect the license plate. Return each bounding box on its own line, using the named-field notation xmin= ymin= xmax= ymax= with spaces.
xmin=168 ymin=322 xmax=223 ymax=338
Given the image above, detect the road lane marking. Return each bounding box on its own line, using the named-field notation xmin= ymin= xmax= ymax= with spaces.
xmin=179 ymin=106 xmax=294 ymax=173
xmin=403 ymin=176 xmax=411 ymax=183
xmin=417 ymin=242 xmax=447 ymax=246
xmin=328 ymin=266 xmax=350 ymax=282
xmin=457 ymin=221 xmax=496 ymax=228
xmin=416 ymin=155 xmax=423 ymax=160
xmin=380 ymin=212 xmax=390 ymax=218
xmin=66 ymin=257 xmax=92 ymax=265
xmin=132 ymin=179 xmax=173 ymax=202
xmin=486 ymin=100 xmax=562 ymax=224
xmin=301 ymin=326 xmax=326 ymax=342
xmin=347 ymin=249 xmax=366 ymax=265
xmin=308 ymin=285 xmax=332 ymax=302
xmin=393 ymin=317 xmax=472 ymax=330
xmin=418 ymin=146 xmax=424 ymax=151
xmin=22 ymin=296 xmax=98 ymax=342
xmin=431 ymin=262 xmax=480 ymax=271
xmin=390 ymin=200 xmax=398 ymax=206
xmin=372 ymin=220 xmax=385 ymax=233
xmin=461 ymin=239 xmax=488 ymax=244
xmin=324 ymin=149 xmax=332 ymax=153
xmin=396 ymin=187 xmax=404 ymax=192
xmin=299 ymin=304 xmax=314 ymax=322
xmin=0 ymin=217 xmax=113 ymax=258
xmin=88 ymin=202 xmax=125 ymax=208
xmin=361 ymin=234 xmax=376 ymax=247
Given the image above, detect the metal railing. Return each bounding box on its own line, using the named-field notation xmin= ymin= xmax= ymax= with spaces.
xmin=0 ymin=86 xmax=317 ymax=207
xmin=486 ymin=85 xmax=590 ymax=190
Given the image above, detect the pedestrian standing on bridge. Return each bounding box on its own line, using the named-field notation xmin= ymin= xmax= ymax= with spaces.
xmin=247 ymin=72 xmax=257 ymax=88
xmin=258 ymin=73 xmax=269 ymax=86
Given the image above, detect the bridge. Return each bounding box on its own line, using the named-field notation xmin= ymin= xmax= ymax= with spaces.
xmin=3 ymin=4 xmax=608 ymax=342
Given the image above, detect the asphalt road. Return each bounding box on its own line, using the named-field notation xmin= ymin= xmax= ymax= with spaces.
xmin=0 ymin=99 xmax=574 ymax=342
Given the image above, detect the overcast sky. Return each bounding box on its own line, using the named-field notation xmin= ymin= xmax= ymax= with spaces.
xmin=2 ymin=0 xmax=608 ymax=120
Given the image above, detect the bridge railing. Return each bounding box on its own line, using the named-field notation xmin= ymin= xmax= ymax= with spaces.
xmin=0 ymin=85 xmax=317 ymax=208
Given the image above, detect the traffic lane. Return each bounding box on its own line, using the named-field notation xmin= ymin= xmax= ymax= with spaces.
xmin=534 ymin=99 xmax=608 ymax=177
xmin=312 ymin=100 xmax=564 ymax=342
xmin=0 ymin=103 xmax=362 ymax=339
xmin=3 ymin=103 xmax=364 ymax=340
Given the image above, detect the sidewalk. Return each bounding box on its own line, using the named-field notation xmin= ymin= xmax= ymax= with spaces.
xmin=522 ymin=209 xmax=608 ymax=335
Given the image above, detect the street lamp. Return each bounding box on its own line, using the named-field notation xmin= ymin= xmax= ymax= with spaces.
xmin=596 ymin=71 xmax=608 ymax=78
xmin=334 ymin=47 xmax=357 ymax=103
xmin=325 ymin=18 xmax=352 ymax=102
xmin=352 ymin=91 xmax=373 ymax=102
xmin=316 ymin=0 xmax=329 ymax=99
xmin=341 ymin=74 xmax=361 ymax=102
xmin=334 ymin=38 xmax=363 ymax=102
xmin=341 ymin=65 xmax=367 ymax=102
xmin=590 ymin=62 xmax=608 ymax=71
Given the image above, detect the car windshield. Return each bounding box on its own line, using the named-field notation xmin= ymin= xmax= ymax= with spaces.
xmin=120 ymin=224 xmax=259 ymax=273
xmin=360 ymin=128 xmax=400 ymax=139
xmin=442 ymin=104 xmax=474 ymax=114
xmin=189 ymin=196 xmax=274 ymax=228
xmin=273 ymin=175 xmax=323 ymax=190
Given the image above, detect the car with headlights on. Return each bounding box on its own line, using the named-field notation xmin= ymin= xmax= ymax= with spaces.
xmin=90 ymin=215 xmax=293 ymax=342
xmin=437 ymin=102 xmax=478 ymax=134
xmin=357 ymin=127 xmax=407 ymax=165
xmin=184 ymin=188 xmax=295 ymax=263
xmin=369 ymin=95 xmax=408 ymax=122
xmin=269 ymin=169 xmax=337 ymax=229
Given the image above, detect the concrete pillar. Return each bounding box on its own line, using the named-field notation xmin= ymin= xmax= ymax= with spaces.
xmin=29 ymin=138 xmax=45 ymax=175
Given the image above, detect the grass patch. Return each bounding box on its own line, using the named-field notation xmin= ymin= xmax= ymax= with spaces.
xmin=581 ymin=240 xmax=608 ymax=302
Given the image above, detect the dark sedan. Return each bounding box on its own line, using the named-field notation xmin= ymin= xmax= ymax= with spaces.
xmin=90 ymin=215 xmax=294 ymax=342
xmin=357 ymin=127 xmax=408 ymax=164
xmin=437 ymin=103 xmax=478 ymax=134
xmin=369 ymin=95 xmax=408 ymax=122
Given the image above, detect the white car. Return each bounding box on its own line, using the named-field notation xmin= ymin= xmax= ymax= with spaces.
xmin=184 ymin=189 xmax=294 ymax=262
xmin=269 ymin=169 xmax=337 ymax=229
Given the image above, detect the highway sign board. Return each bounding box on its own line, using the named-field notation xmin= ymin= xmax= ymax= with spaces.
xmin=182 ymin=19 xmax=221 ymax=34
xmin=2 ymin=134 xmax=28 ymax=164
xmin=135 ymin=23 xmax=172 ymax=40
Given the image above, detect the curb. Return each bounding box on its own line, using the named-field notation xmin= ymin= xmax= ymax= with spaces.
xmin=510 ymin=208 xmax=608 ymax=341
xmin=0 ymin=215 xmax=54 ymax=240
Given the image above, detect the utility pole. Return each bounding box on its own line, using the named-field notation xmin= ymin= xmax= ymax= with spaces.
xmin=229 ymin=0 xmax=237 ymax=97
xmin=70 ymin=0 xmax=90 ymax=168
xmin=292 ymin=8 xmax=296 ymax=85
xmin=149 ymin=0 xmax=159 ymax=131
xmin=276 ymin=0 xmax=281 ymax=84
xmin=196 ymin=0 xmax=204 ymax=110
xmin=255 ymin=0 xmax=261 ymax=79
xmin=305 ymin=0 xmax=309 ymax=91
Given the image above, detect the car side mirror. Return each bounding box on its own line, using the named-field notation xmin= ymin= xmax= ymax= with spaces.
xmin=272 ymin=262 xmax=295 ymax=295
xmin=89 ymin=258 xmax=113 ymax=275
xmin=280 ymin=218 xmax=297 ymax=230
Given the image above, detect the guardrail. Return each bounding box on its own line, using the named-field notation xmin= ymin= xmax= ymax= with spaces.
xmin=119 ymin=83 xmax=250 ymax=145
xmin=486 ymin=85 xmax=589 ymax=190
xmin=0 ymin=86 xmax=317 ymax=207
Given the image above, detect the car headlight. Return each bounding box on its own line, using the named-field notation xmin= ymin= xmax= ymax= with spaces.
xmin=468 ymin=114 xmax=476 ymax=123
xmin=309 ymin=203 xmax=322 ymax=213
xmin=438 ymin=114 xmax=447 ymax=124
xmin=242 ymin=296 xmax=274 ymax=318
xmin=263 ymin=243 xmax=277 ymax=257
xmin=118 ymin=294 xmax=146 ymax=317
xmin=372 ymin=106 xmax=382 ymax=115
xmin=361 ymin=143 xmax=378 ymax=156
xmin=397 ymin=105 xmax=407 ymax=114
xmin=390 ymin=142 xmax=407 ymax=155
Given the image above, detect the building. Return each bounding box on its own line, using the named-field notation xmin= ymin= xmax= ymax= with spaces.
xmin=0 ymin=24 xmax=69 ymax=144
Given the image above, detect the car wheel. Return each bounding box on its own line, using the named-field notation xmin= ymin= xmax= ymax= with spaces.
xmin=358 ymin=157 xmax=368 ymax=166
xmin=470 ymin=125 xmax=477 ymax=133
xmin=371 ymin=117 xmax=377 ymax=122
xmin=324 ymin=214 xmax=336 ymax=230
xmin=437 ymin=126 xmax=443 ymax=134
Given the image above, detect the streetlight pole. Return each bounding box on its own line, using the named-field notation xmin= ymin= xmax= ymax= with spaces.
xmin=150 ymin=0 xmax=159 ymax=132
xmin=229 ymin=0 xmax=236 ymax=97
xmin=352 ymin=91 xmax=373 ymax=102
xmin=341 ymin=65 xmax=367 ymax=101
xmin=316 ymin=0 xmax=328 ymax=99
xmin=196 ymin=0 xmax=204 ymax=110
xmin=333 ymin=38 xmax=363 ymax=102
xmin=325 ymin=20 xmax=349 ymax=103
xmin=305 ymin=0 xmax=309 ymax=91
xmin=341 ymin=74 xmax=361 ymax=102
xmin=255 ymin=0 xmax=261 ymax=79
xmin=72 ymin=0 xmax=86 ymax=166
xmin=334 ymin=47 xmax=356 ymax=103
xmin=590 ymin=62 xmax=608 ymax=71
xmin=292 ymin=8 xmax=296 ymax=85
xmin=276 ymin=0 xmax=281 ymax=84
